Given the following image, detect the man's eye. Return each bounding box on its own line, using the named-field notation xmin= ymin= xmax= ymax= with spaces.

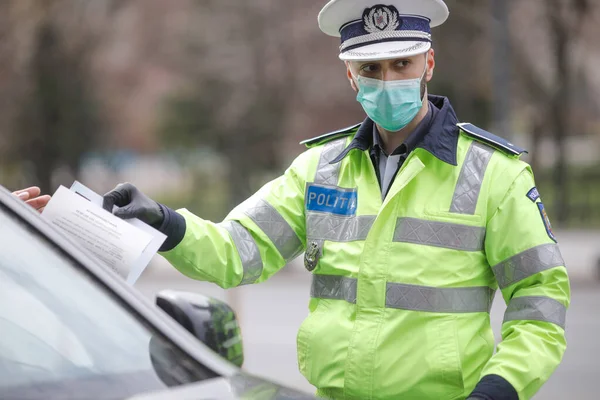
xmin=395 ymin=60 xmax=410 ymax=68
xmin=360 ymin=64 xmax=380 ymax=73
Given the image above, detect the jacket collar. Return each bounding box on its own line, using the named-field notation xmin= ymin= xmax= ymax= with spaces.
xmin=330 ymin=95 xmax=460 ymax=166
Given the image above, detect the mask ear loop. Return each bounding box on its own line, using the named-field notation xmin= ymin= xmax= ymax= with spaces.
xmin=419 ymin=52 xmax=429 ymax=100
xmin=350 ymin=68 xmax=360 ymax=90
xmin=421 ymin=52 xmax=429 ymax=79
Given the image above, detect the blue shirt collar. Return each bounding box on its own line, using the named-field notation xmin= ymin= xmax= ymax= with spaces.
xmin=330 ymin=95 xmax=459 ymax=166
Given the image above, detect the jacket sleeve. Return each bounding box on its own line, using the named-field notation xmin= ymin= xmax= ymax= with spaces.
xmin=471 ymin=167 xmax=570 ymax=400
xmin=158 ymin=152 xmax=309 ymax=289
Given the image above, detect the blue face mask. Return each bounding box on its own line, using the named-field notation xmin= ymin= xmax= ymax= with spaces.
xmin=354 ymin=59 xmax=427 ymax=132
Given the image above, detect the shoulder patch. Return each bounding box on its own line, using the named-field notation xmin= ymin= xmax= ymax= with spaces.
xmin=526 ymin=187 xmax=540 ymax=202
xmin=537 ymin=202 xmax=557 ymax=243
xmin=300 ymin=123 xmax=361 ymax=148
xmin=457 ymin=122 xmax=527 ymax=156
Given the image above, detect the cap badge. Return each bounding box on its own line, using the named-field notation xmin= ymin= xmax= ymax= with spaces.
xmin=363 ymin=5 xmax=401 ymax=33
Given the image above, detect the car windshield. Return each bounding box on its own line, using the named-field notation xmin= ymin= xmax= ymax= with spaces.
xmin=0 ymin=206 xmax=215 ymax=400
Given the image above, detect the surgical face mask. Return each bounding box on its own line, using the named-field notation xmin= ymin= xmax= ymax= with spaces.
xmin=353 ymin=55 xmax=428 ymax=132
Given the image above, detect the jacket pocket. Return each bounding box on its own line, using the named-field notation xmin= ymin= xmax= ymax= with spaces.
xmin=296 ymin=299 xmax=323 ymax=382
xmin=428 ymin=316 xmax=465 ymax=400
xmin=424 ymin=209 xmax=484 ymax=225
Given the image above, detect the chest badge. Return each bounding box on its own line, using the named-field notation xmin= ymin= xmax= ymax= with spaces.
xmin=304 ymin=241 xmax=321 ymax=272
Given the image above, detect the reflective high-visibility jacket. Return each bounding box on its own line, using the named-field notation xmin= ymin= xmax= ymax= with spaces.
xmin=161 ymin=96 xmax=569 ymax=400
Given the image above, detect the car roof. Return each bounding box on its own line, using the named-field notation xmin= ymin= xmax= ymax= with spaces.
xmin=0 ymin=185 xmax=238 ymax=379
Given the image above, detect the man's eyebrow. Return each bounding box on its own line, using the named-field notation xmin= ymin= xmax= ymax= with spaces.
xmin=357 ymin=61 xmax=380 ymax=66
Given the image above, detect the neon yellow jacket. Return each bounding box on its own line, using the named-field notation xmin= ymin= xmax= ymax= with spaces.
xmin=161 ymin=97 xmax=569 ymax=400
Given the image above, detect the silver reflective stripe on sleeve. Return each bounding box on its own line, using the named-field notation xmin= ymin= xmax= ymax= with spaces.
xmin=504 ymin=296 xmax=566 ymax=329
xmin=386 ymin=282 xmax=495 ymax=313
xmin=220 ymin=221 xmax=263 ymax=285
xmin=314 ymin=138 xmax=347 ymax=185
xmin=393 ymin=217 xmax=485 ymax=251
xmin=311 ymin=274 xmax=357 ymax=303
xmin=311 ymin=275 xmax=494 ymax=313
xmin=450 ymin=141 xmax=494 ymax=214
xmin=306 ymin=213 xmax=375 ymax=242
xmin=243 ymin=198 xmax=303 ymax=262
xmin=493 ymin=244 xmax=565 ymax=289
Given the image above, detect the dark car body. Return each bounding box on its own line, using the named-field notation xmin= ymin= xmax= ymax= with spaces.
xmin=0 ymin=186 xmax=314 ymax=400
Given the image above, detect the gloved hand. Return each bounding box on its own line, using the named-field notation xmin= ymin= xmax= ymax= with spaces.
xmin=468 ymin=374 xmax=518 ymax=400
xmin=103 ymin=183 xmax=164 ymax=227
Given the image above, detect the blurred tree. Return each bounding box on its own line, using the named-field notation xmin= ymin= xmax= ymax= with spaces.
xmin=10 ymin=21 xmax=102 ymax=194
xmin=0 ymin=0 xmax=115 ymax=193
xmin=513 ymin=0 xmax=594 ymax=225
xmin=546 ymin=0 xmax=591 ymax=225
xmin=431 ymin=0 xmax=492 ymax=126
xmin=158 ymin=0 xmax=297 ymax=213
xmin=440 ymin=0 xmax=596 ymax=226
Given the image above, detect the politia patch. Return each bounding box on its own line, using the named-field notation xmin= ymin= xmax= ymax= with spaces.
xmin=305 ymin=183 xmax=358 ymax=216
xmin=526 ymin=187 xmax=540 ymax=202
xmin=537 ymin=203 xmax=557 ymax=243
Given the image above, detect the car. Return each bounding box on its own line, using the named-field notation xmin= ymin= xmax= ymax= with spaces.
xmin=0 ymin=186 xmax=315 ymax=400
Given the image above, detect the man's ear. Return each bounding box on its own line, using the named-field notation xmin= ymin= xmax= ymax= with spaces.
xmin=425 ymin=48 xmax=435 ymax=83
xmin=346 ymin=62 xmax=358 ymax=92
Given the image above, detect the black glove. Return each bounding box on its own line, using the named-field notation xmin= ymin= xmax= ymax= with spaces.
xmin=468 ymin=374 xmax=518 ymax=400
xmin=103 ymin=183 xmax=164 ymax=227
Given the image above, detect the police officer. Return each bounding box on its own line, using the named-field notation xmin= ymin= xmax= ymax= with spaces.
xmin=104 ymin=0 xmax=570 ymax=398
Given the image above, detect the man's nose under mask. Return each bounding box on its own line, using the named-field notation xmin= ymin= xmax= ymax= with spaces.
xmin=352 ymin=57 xmax=428 ymax=132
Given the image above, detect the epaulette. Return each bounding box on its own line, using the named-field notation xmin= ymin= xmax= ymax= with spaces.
xmin=457 ymin=122 xmax=527 ymax=156
xmin=300 ymin=123 xmax=361 ymax=148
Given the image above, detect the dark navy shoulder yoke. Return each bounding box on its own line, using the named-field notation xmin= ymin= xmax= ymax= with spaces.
xmin=457 ymin=122 xmax=527 ymax=156
xmin=300 ymin=123 xmax=361 ymax=148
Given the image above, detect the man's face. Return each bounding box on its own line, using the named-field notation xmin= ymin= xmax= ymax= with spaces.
xmin=346 ymin=48 xmax=435 ymax=91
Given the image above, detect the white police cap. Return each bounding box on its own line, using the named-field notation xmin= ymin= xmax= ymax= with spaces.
xmin=318 ymin=0 xmax=449 ymax=61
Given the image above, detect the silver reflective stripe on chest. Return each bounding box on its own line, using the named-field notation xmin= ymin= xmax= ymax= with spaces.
xmin=393 ymin=217 xmax=485 ymax=251
xmin=311 ymin=274 xmax=357 ymax=303
xmin=305 ymin=214 xmax=485 ymax=250
xmin=314 ymin=138 xmax=347 ymax=185
xmin=219 ymin=221 xmax=263 ymax=285
xmin=450 ymin=141 xmax=495 ymax=214
xmin=306 ymin=213 xmax=375 ymax=242
xmin=310 ymin=274 xmax=494 ymax=313
xmin=386 ymin=282 xmax=495 ymax=313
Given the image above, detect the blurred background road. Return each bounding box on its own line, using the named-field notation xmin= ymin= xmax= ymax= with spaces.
xmin=136 ymin=256 xmax=599 ymax=399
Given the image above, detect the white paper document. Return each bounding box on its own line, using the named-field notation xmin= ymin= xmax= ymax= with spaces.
xmin=42 ymin=183 xmax=166 ymax=284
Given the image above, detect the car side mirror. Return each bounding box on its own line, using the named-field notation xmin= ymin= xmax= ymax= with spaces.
xmin=156 ymin=290 xmax=243 ymax=367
